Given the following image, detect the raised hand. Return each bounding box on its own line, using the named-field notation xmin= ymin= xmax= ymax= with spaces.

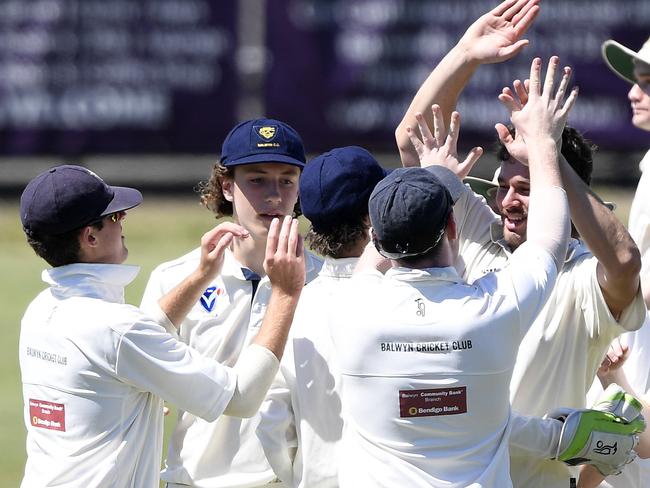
xmin=264 ymin=216 xmax=305 ymax=297
xmin=407 ymin=104 xmax=483 ymax=179
xmin=597 ymin=337 xmax=630 ymax=377
xmin=498 ymin=56 xmax=578 ymax=161
xmin=458 ymin=0 xmax=540 ymax=64
xmin=199 ymin=222 xmax=249 ymax=278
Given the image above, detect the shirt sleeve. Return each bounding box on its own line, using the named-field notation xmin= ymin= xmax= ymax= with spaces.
xmin=476 ymin=242 xmax=558 ymax=337
xmin=257 ymin=361 xmax=297 ymax=485
xmin=113 ymin=317 xmax=236 ymax=422
xmin=570 ymin=255 xmax=646 ymax=337
xmin=508 ymin=411 xmax=561 ymax=458
xmin=139 ymin=265 xmax=178 ymax=336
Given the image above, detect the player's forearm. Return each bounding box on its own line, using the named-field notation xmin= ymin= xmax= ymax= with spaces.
xmin=396 ymin=45 xmax=479 ymax=167
xmin=253 ymin=288 xmax=301 ymax=361
xmin=526 ymin=138 xmax=570 ymax=270
xmin=559 ymin=155 xmax=641 ymax=314
xmin=159 ymin=269 xmax=215 ymax=328
xmin=223 ymin=344 xmax=280 ymax=418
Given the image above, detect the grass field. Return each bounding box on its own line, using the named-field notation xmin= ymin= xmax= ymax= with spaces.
xmin=0 ymin=186 xmax=637 ymax=486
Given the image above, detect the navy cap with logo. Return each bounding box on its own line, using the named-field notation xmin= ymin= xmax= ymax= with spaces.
xmin=220 ymin=118 xmax=306 ymax=168
xmin=20 ymin=165 xmax=143 ymax=236
xmin=369 ymin=167 xmax=453 ymax=259
xmin=300 ymin=146 xmax=388 ymax=232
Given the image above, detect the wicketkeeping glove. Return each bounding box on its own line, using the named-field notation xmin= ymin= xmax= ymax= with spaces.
xmin=544 ymin=384 xmax=646 ymax=476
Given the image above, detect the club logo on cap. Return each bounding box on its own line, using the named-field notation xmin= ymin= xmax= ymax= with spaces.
xmin=257 ymin=126 xmax=277 ymax=141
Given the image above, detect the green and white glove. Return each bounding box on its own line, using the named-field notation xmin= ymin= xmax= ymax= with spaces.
xmin=545 ymin=384 xmax=646 ymax=476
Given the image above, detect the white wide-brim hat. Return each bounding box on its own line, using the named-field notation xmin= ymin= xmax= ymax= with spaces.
xmin=602 ymin=37 xmax=650 ymax=84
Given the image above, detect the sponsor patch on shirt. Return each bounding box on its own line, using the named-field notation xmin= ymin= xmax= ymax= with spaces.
xmin=399 ymin=387 xmax=467 ymax=418
xmin=29 ymin=399 xmax=66 ymax=431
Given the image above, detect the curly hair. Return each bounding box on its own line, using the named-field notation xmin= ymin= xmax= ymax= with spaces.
xmin=197 ymin=162 xmax=302 ymax=218
xmin=306 ymin=219 xmax=368 ymax=258
xmin=496 ymin=125 xmax=596 ymax=185
xmin=26 ymin=220 xmax=104 ymax=268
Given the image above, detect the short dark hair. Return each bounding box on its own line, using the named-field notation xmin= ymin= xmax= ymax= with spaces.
xmin=197 ymin=162 xmax=302 ymax=218
xmin=26 ymin=221 xmax=104 ymax=268
xmin=306 ymin=218 xmax=368 ymax=258
xmin=497 ymin=125 xmax=596 ymax=185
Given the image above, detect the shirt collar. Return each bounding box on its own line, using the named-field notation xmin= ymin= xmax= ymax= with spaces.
xmin=320 ymin=256 xmax=358 ymax=278
xmin=43 ymin=263 xmax=140 ymax=303
xmin=221 ymin=247 xmax=323 ymax=281
xmin=386 ymin=265 xmax=462 ymax=284
xmin=490 ymin=221 xmax=587 ymax=265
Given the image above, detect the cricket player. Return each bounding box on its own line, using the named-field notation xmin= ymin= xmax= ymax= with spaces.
xmin=255 ymin=146 xmax=389 ymax=487
xmin=329 ymin=56 xmax=580 ymax=487
xmin=18 ymin=165 xmax=305 ymax=487
xmin=395 ymin=2 xmax=647 ymax=486
xmin=140 ymin=118 xmax=322 ymax=488
xmin=257 ymin=141 xmax=642 ymax=486
xmin=579 ymin=36 xmax=650 ymax=488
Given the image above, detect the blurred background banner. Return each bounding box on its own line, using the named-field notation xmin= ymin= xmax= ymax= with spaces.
xmin=0 ymin=0 xmax=237 ymax=155
xmin=0 ymin=0 xmax=647 ymax=180
xmin=267 ymin=0 xmax=650 ymax=152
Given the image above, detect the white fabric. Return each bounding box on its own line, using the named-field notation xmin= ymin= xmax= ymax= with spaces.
xmin=627 ymin=150 xmax=650 ymax=270
xmin=257 ymin=257 xmax=355 ymax=488
xmin=453 ymin=183 xmax=646 ymax=488
xmin=140 ymin=247 xmax=322 ymax=488
xmin=588 ymin=149 xmax=650 ymax=488
xmin=20 ymin=263 xmax=236 ymax=488
xmin=586 ymin=323 xmax=650 ymax=488
xmin=330 ymin=241 xmax=559 ymax=488
xmin=526 ymin=185 xmax=571 ymax=271
xmin=225 ymin=344 xmax=280 ymax=418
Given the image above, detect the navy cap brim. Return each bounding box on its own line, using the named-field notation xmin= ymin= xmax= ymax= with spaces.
xmin=223 ymin=153 xmax=305 ymax=168
xmin=102 ymin=186 xmax=143 ymax=216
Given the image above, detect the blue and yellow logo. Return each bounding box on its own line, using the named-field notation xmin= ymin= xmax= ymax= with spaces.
xmin=258 ymin=126 xmax=277 ymax=140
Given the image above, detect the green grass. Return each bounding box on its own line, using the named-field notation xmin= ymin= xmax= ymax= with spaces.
xmin=0 ymin=187 xmax=635 ymax=486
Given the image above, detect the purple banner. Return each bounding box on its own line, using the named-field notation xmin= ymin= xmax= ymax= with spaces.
xmin=0 ymin=0 xmax=237 ymax=155
xmin=266 ymin=0 xmax=650 ymax=153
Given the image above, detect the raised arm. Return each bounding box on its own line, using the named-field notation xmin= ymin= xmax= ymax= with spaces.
xmin=498 ymin=78 xmax=641 ymax=318
xmin=157 ymin=222 xmax=249 ymax=328
xmin=504 ymin=56 xmax=577 ymax=269
xmin=396 ymin=0 xmax=540 ymax=167
xmin=224 ymin=216 xmax=305 ymax=417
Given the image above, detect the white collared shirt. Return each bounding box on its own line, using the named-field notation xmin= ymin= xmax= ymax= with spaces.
xmin=20 ymin=263 xmax=236 ymax=488
xmin=257 ymin=257 xmax=356 ymax=488
xmin=140 ymin=248 xmax=322 ymax=487
xmin=453 ymin=183 xmax=646 ymax=488
xmin=330 ymin=241 xmax=558 ymax=487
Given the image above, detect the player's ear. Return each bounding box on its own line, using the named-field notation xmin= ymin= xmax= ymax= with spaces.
xmin=78 ymin=225 xmax=99 ymax=248
xmin=221 ymin=176 xmax=234 ymax=203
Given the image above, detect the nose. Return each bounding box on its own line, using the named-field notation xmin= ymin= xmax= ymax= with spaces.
xmin=498 ymin=187 xmax=521 ymax=211
xmin=265 ymin=180 xmax=282 ymax=203
xmin=629 ymin=83 xmax=643 ymax=102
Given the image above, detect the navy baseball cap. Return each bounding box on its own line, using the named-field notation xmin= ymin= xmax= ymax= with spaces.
xmin=20 ymin=165 xmax=143 ymax=236
xmin=369 ymin=167 xmax=453 ymax=259
xmin=300 ymin=146 xmax=388 ymax=232
xmin=220 ymin=118 xmax=306 ymax=168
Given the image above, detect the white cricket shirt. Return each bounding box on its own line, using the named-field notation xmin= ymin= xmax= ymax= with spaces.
xmin=141 ymin=247 xmax=322 ymax=487
xmin=257 ymin=257 xmax=355 ymax=488
xmin=330 ymin=241 xmax=559 ymax=488
xmin=452 ymin=179 xmax=646 ymax=488
xmin=20 ymin=264 xmax=236 ymax=488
